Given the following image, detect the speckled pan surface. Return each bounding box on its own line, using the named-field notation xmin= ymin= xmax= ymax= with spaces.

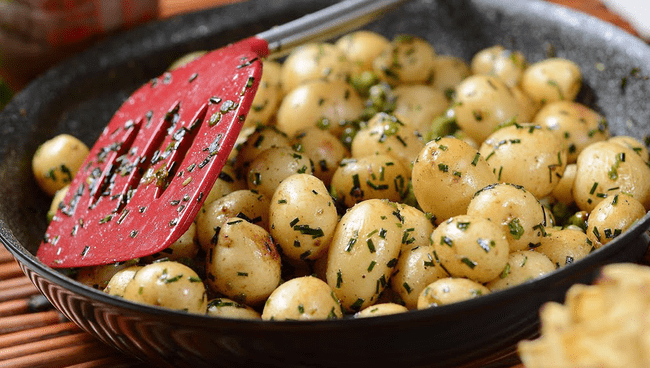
xmin=1 ymin=0 xmax=650 ymax=367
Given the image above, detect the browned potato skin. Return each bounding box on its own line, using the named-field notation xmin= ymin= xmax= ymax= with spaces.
xmin=412 ymin=137 xmax=497 ymax=224
xmin=586 ymin=194 xmax=646 ymax=249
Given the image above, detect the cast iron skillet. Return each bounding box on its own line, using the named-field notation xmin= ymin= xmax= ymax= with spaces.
xmin=1 ymin=0 xmax=650 ymax=367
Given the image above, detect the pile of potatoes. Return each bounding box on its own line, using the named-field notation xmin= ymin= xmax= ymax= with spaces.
xmin=33 ymin=30 xmax=650 ymax=320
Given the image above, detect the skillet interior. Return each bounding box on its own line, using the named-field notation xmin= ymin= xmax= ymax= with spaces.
xmin=1 ymin=0 xmax=649 ymax=367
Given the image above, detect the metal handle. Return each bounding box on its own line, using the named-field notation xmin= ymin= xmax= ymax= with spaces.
xmin=256 ymin=0 xmax=409 ymax=58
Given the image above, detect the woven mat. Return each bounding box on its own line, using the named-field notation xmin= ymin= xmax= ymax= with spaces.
xmin=0 ymin=1 xmax=642 ymax=367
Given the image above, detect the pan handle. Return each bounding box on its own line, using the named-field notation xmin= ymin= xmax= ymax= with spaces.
xmin=256 ymin=0 xmax=409 ymax=58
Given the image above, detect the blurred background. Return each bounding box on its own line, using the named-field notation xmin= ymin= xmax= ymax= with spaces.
xmin=0 ymin=0 xmax=644 ymax=110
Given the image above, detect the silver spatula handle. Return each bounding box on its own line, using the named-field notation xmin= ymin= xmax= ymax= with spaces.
xmin=256 ymin=0 xmax=409 ymax=58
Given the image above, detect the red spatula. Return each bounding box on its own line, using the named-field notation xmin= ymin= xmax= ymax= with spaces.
xmin=38 ymin=0 xmax=408 ymax=268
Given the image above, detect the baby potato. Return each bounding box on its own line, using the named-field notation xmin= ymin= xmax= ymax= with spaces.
xmin=586 ymin=194 xmax=646 ymax=249
xmin=479 ymin=123 xmax=567 ymax=199
xmin=205 ymin=217 xmax=281 ymax=306
xmin=104 ymin=266 xmax=142 ymax=297
xmin=335 ymin=30 xmax=390 ymax=74
xmin=262 ymin=276 xmax=343 ymax=320
xmin=467 ymin=183 xmax=547 ymax=252
xmin=351 ymin=112 xmax=424 ymax=171
xmin=196 ymin=189 xmax=270 ymax=252
xmin=521 ymin=58 xmax=582 ymax=104
xmin=281 ymin=43 xmax=353 ymax=95
xmin=76 ymin=261 xmax=136 ymax=290
xmin=573 ymin=141 xmax=650 ymax=211
xmin=431 ymin=215 xmax=509 ymax=283
xmin=206 ymin=298 xmax=262 ymax=320
xmin=276 ymin=79 xmax=364 ymax=137
xmin=552 ymin=164 xmax=577 ymax=206
xmin=389 ymin=204 xmax=446 ymax=309
xmin=203 ymin=163 xmax=247 ymax=207
xmin=32 ymin=134 xmax=89 ymax=196
xmin=373 ymin=35 xmax=436 ymax=85
xmin=122 ymin=261 xmax=208 ymax=314
xmin=47 ymin=185 xmax=69 ymax=222
xmin=430 ymin=55 xmax=471 ymax=98
xmin=330 ymin=154 xmax=409 ymax=208
xmin=417 ymin=277 xmax=490 ymax=309
xmin=533 ymin=101 xmax=609 ymax=163
xmin=453 ymin=75 xmax=522 ymax=144
xmin=486 ymin=251 xmax=556 ymax=291
xmin=536 ymin=228 xmax=593 ymax=268
xmin=355 ymin=303 xmax=408 ymax=318
xmin=471 ymin=45 xmax=527 ymax=87
xmin=391 ymin=85 xmax=449 ymax=134
xmin=269 ymin=174 xmax=338 ymax=261
xmin=609 ymin=135 xmax=650 ymax=162
xmin=292 ymin=128 xmax=349 ymax=185
xmin=510 ymin=86 xmax=540 ymax=123
xmin=246 ymin=147 xmax=313 ymax=199
xmin=234 ymin=125 xmax=291 ymax=171
xmin=244 ymin=61 xmax=283 ymax=128
xmin=326 ymin=199 xmax=404 ymax=312
xmin=143 ymin=222 xmax=199 ymax=263
xmin=411 ymin=137 xmax=497 ymax=224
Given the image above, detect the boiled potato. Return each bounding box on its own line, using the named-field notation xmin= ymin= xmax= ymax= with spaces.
xmin=326 ymin=199 xmax=403 ymax=312
xmin=417 ymin=277 xmax=490 ymax=308
xmin=281 ymin=43 xmax=353 ymax=94
xmin=292 ymin=128 xmax=349 ymax=186
xmin=142 ymin=222 xmax=199 ymax=263
xmin=573 ymin=141 xmax=650 ymax=211
xmin=269 ymin=174 xmax=338 ymax=261
xmin=32 ymin=134 xmax=89 ymax=196
xmin=76 ymin=261 xmax=137 ymax=290
xmin=335 ymin=30 xmax=390 ymax=73
xmin=467 ymin=183 xmax=547 ymax=252
xmin=244 ymin=61 xmax=283 ymax=128
xmin=373 ymin=35 xmax=436 ymax=85
xmin=479 ymin=123 xmax=567 ymax=199
xmin=533 ymin=101 xmax=609 ymax=163
xmin=351 ymin=112 xmax=424 ymax=171
xmin=586 ymin=194 xmax=646 ymax=249
xmin=330 ymin=154 xmax=409 ymax=208
xmin=521 ymin=58 xmax=582 ymax=104
xmin=355 ymin=303 xmax=408 ymax=318
xmin=206 ymin=298 xmax=261 ymax=320
xmin=205 ymin=217 xmax=281 ymax=306
xmin=391 ymin=85 xmax=449 ymax=134
xmin=276 ymin=79 xmax=364 ymax=137
xmin=390 ymin=204 xmax=446 ymax=309
xmin=431 ymin=215 xmax=509 ymax=283
xmin=262 ymin=276 xmax=343 ymax=320
xmin=196 ymin=190 xmax=270 ymax=252
xmin=609 ymin=135 xmax=650 ymax=162
xmin=412 ymin=137 xmax=497 ymax=224
xmin=536 ymin=228 xmax=593 ymax=268
xmin=471 ymin=45 xmax=527 ymax=87
xmin=511 ymin=86 xmax=540 ymax=123
xmin=234 ymin=125 xmax=291 ymax=171
xmin=430 ymin=55 xmax=471 ymax=98
xmin=453 ymin=75 xmax=522 ymax=144
xmin=202 ymin=163 xmax=247 ymax=207
xmin=122 ymin=261 xmax=208 ymax=314
xmin=487 ymin=251 xmax=555 ymax=291
xmin=246 ymin=147 xmax=313 ymax=199
xmin=47 ymin=185 xmax=69 ymax=222
xmin=551 ymin=164 xmax=577 ymax=206
xmin=104 ymin=266 xmax=142 ymax=297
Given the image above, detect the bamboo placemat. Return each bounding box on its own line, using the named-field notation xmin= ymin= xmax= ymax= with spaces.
xmin=0 ymin=1 xmax=644 ymax=367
